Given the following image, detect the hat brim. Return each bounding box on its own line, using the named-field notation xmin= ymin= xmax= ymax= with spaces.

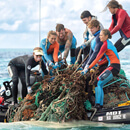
xmin=34 ymin=50 xmax=43 ymax=56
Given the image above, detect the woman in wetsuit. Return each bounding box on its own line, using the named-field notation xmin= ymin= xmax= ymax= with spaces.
xmin=106 ymin=0 xmax=130 ymax=52
xmin=8 ymin=47 xmax=48 ymax=105
xmin=81 ymin=29 xmax=120 ymax=110
xmin=40 ymin=30 xmax=60 ymax=69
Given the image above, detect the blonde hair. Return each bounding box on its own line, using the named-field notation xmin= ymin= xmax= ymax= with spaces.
xmin=33 ymin=47 xmax=43 ymax=51
xmin=47 ymin=30 xmax=57 ymax=39
xmin=45 ymin=30 xmax=57 ymax=49
xmin=101 ymin=29 xmax=112 ymax=39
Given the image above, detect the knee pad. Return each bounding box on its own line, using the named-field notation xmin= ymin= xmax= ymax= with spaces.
xmin=121 ymin=38 xmax=130 ymax=46
xmin=98 ymin=70 xmax=113 ymax=87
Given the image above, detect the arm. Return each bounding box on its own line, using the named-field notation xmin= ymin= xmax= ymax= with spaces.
xmin=25 ymin=60 xmax=32 ymax=86
xmin=53 ymin=42 xmax=59 ymax=63
xmin=86 ymin=36 xmax=103 ymax=65
xmin=63 ymin=32 xmax=73 ymax=59
xmin=109 ymin=17 xmax=114 ymax=32
xmin=40 ymin=39 xmax=52 ymax=62
xmin=41 ymin=60 xmax=48 ymax=75
xmin=98 ymin=56 xmax=108 ymax=66
xmin=110 ymin=10 xmax=127 ymax=35
xmin=89 ymin=41 xmax=107 ymax=69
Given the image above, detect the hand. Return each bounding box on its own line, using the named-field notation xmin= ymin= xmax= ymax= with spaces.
xmin=49 ymin=77 xmax=55 ymax=82
xmin=77 ymin=67 xmax=83 ymax=71
xmin=59 ymin=59 xmax=65 ymax=65
xmin=48 ymin=61 xmax=54 ymax=67
xmin=81 ymin=68 xmax=88 ymax=75
xmin=80 ymin=44 xmax=86 ymax=50
xmin=53 ymin=62 xmax=59 ymax=69
xmin=27 ymin=86 xmax=32 ymax=93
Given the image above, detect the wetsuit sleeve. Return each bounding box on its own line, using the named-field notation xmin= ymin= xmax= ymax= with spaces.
xmin=40 ymin=40 xmax=52 ymax=62
xmin=109 ymin=17 xmax=114 ymax=32
xmin=110 ymin=10 xmax=127 ymax=35
xmin=41 ymin=60 xmax=48 ymax=75
xmin=63 ymin=32 xmax=73 ymax=59
xmin=98 ymin=57 xmax=108 ymax=66
xmin=53 ymin=42 xmax=59 ymax=62
xmin=87 ymin=36 xmax=103 ymax=65
xmin=89 ymin=41 xmax=107 ymax=69
xmin=25 ymin=59 xmax=32 ymax=86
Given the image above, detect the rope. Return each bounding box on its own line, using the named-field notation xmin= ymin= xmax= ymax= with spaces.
xmin=35 ymin=91 xmax=40 ymax=107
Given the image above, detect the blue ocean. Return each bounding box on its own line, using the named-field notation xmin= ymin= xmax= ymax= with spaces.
xmin=0 ymin=48 xmax=130 ymax=130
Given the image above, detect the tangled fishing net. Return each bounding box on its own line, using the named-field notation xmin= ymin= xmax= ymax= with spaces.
xmin=6 ymin=64 xmax=130 ymax=122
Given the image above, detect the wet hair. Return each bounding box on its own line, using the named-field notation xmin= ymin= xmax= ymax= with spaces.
xmin=87 ymin=19 xmax=100 ymax=29
xmin=101 ymin=29 xmax=112 ymax=39
xmin=56 ymin=24 xmax=65 ymax=32
xmin=33 ymin=47 xmax=43 ymax=51
xmin=47 ymin=30 xmax=57 ymax=39
xmin=103 ymin=0 xmax=123 ymax=12
xmin=80 ymin=10 xmax=94 ymax=19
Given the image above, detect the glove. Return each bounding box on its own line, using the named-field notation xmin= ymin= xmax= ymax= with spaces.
xmin=80 ymin=44 xmax=86 ymax=50
xmin=59 ymin=59 xmax=65 ymax=65
xmin=77 ymin=67 xmax=83 ymax=71
xmin=53 ymin=62 xmax=59 ymax=69
xmin=81 ymin=68 xmax=88 ymax=75
xmin=48 ymin=61 xmax=54 ymax=67
xmin=27 ymin=86 xmax=32 ymax=93
xmin=49 ymin=77 xmax=55 ymax=82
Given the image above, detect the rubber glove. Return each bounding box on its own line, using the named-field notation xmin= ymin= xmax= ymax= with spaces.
xmin=59 ymin=59 xmax=65 ymax=65
xmin=49 ymin=77 xmax=55 ymax=82
xmin=53 ymin=62 xmax=59 ymax=69
xmin=48 ymin=60 xmax=54 ymax=67
xmin=80 ymin=44 xmax=86 ymax=50
xmin=81 ymin=68 xmax=88 ymax=75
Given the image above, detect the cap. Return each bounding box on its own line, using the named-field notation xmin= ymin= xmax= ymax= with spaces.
xmin=33 ymin=47 xmax=43 ymax=56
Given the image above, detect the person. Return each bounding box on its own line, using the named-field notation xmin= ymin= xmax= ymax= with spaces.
xmin=75 ymin=10 xmax=104 ymax=64
xmin=8 ymin=47 xmax=48 ymax=105
xmin=40 ymin=30 xmax=60 ymax=70
xmin=82 ymin=19 xmax=107 ymax=71
xmin=56 ymin=23 xmax=77 ymax=64
xmin=106 ymin=0 xmax=130 ymax=52
xmin=81 ymin=29 xmax=120 ymax=110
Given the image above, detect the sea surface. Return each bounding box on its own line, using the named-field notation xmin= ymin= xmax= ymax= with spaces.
xmin=0 ymin=48 xmax=130 ymax=130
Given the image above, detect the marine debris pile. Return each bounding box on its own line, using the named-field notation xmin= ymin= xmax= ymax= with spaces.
xmin=6 ymin=64 xmax=130 ymax=122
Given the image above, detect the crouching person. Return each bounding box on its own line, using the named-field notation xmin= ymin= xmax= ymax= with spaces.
xmin=81 ymin=29 xmax=120 ymax=110
xmin=8 ymin=47 xmax=48 ymax=105
xmin=40 ymin=30 xmax=60 ymax=74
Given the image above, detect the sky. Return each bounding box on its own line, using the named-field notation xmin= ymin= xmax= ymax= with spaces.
xmin=0 ymin=0 xmax=130 ymax=48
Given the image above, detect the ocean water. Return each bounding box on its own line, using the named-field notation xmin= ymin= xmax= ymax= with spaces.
xmin=0 ymin=48 xmax=130 ymax=129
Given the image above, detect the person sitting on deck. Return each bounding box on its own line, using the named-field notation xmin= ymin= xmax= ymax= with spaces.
xmin=81 ymin=29 xmax=120 ymax=110
xmin=40 ymin=30 xmax=60 ymax=71
xmin=56 ymin=23 xmax=77 ymax=64
xmin=8 ymin=47 xmax=48 ymax=105
xmin=104 ymin=0 xmax=130 ymax=52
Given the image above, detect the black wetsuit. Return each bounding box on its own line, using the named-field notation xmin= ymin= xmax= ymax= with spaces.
xmin=8 ymin=55 xmax=48 ymax=103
